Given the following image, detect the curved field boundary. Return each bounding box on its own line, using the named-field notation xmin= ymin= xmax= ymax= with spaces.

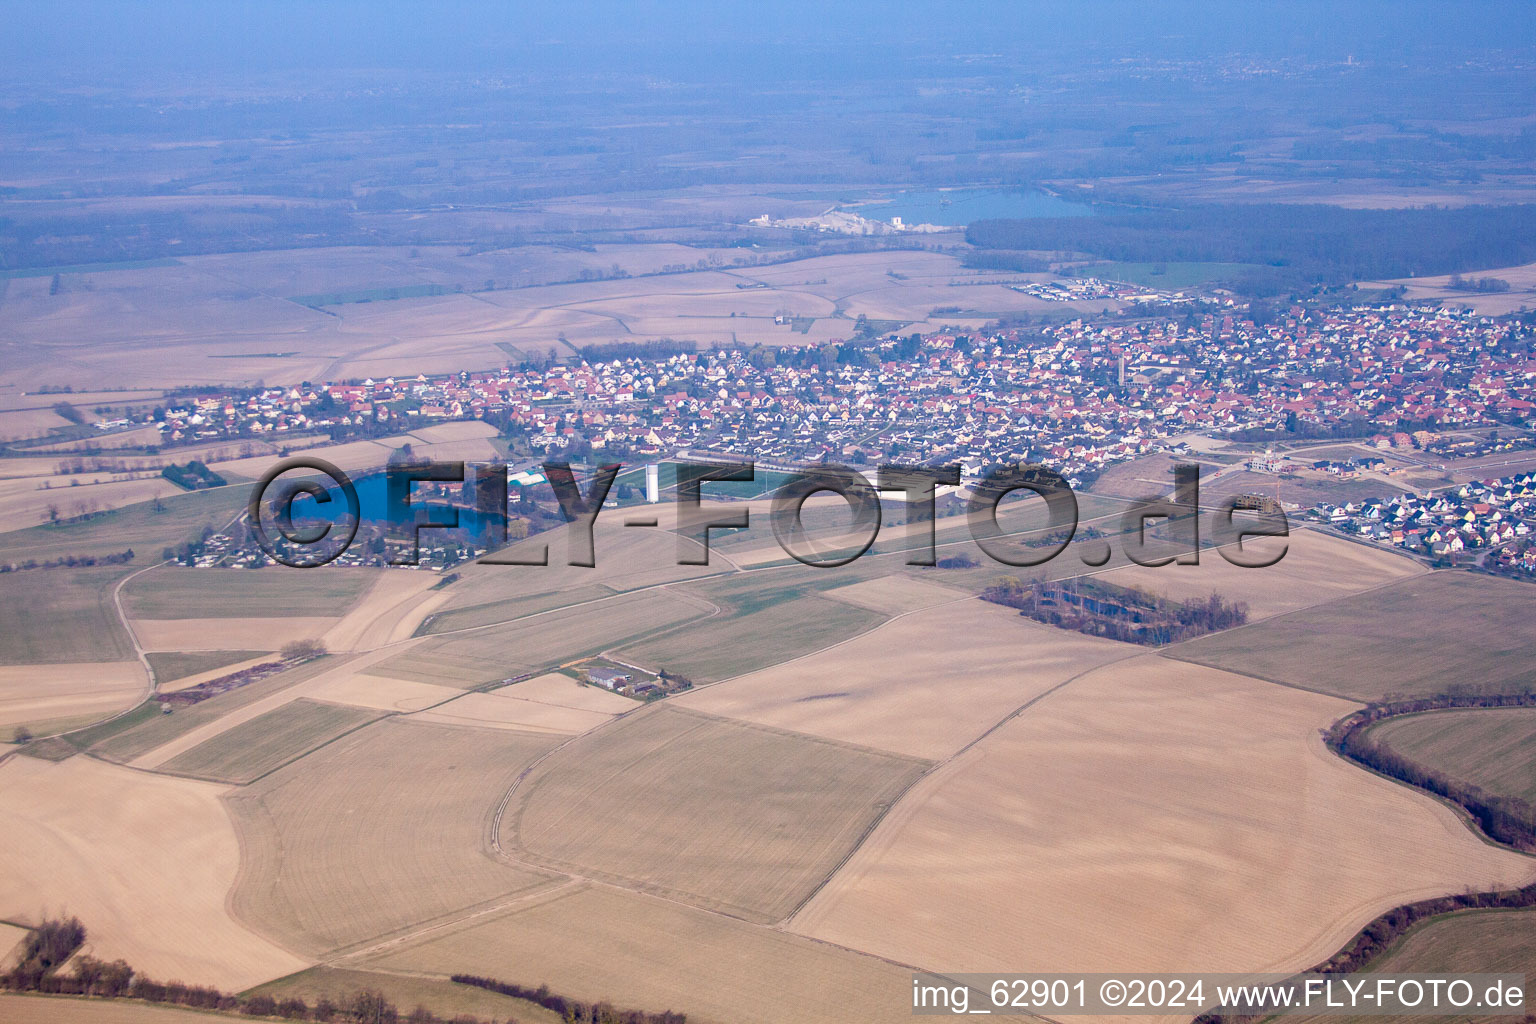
xmin=1195 ymin=692 xmax=1536 ymax=1024
xmin=1324 ymin=691 xmax=1536 ymax=852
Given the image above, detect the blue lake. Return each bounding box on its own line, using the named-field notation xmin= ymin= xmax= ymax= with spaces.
xmin=288 ymin=469 xmax=493 ymax=538
xmin=841 ymin=188 xmax=1096 ymax=227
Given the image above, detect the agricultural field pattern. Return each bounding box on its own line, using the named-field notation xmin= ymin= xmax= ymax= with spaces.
xmin=4 ymin=5 xmax=1536 ymax=1023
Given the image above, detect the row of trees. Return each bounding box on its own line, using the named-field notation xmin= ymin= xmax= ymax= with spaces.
xmin=55 ymin=456 xmax=170 ymax=475
xmin=1196 ymin=689 xmax=1536 ymax=1024
xmin=981 ymin=578 xmax=1248 ymax=646
xmin=2 ymin=915 xmax=84 ymax=990
xmin=280 ymin=639 xmax=329 ymax=661
xmin=13 ymin=952 xmax=479 ymax=1023
xmin=40 ymin=498 xmax=117 ymax=525
xmin=1447 ymin=273 xmax=1513 ymax=293
xmin=1194 ymin=881 xmax=1536 ymax=1024
xmin=0 ymin=548 xmax=133 ymax=573
xmin=157 ymin=642 xmax=325 ymax=708
xmin=967 ymin=202 xmax=1536 ymax=295
xmin=4 ymin=916 xmax=676 ymax=1024
xmin=579 ymin=339 xmax=696 ymax=363
xmin=452 ymin=975 xmax=685 ymax=1024
xmin=1325 ymin=689 xmax=1536 ymax=851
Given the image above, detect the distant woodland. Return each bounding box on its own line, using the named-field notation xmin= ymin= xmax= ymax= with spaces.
xmin=968 ymin=204 xmax=1536 ymax=293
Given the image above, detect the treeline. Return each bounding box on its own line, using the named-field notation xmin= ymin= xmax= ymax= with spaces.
xmin=1324 ymin=689 xmax=1536 ymax=852
xmin=966 ymin=203 xmax=1536 ymax=294
xmin=579 ymin=339 xmax=696 ymax=363
xmin=982 ymin=578 xmax=1247 ymax=645
xmin=959 ymin=250 xmax=1050 ymax=273
xmin=1193 ymin=689 xmax=1536 ymax=1024
xmin=0 ymin=549 xmax=134 ymax=573
xmin=1447 ymin=273 xmax=1512 ymax=293
xmin=55 ymin=456 xmax=167 ymax=475
xmin=0 ymin=205 xmax=365 ymax=271
xmin=452 ymin=974 xmax=685 ymax=1024
xmin=161 ymin=460 xmax=228 ymax=491
xmin=1228 ymin=413 xmax=1441 ymax=444
xmin=159 ymin=641 xmax=324 ymax=708
xmin=11 ymin=948 xmax=481 ymax=1024
xmin=1193 ymin=881 xmax=1536 ymax=1024
xmin=2 ymin=916 xmax=687 ymax=1024
xmin=4 ymin=916 xmax=85 ymax=991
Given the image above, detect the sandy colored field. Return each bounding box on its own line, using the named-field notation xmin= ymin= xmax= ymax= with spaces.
xmin=369 ymin=589 xmax=448 ymax=645
xmin=0 ymin=454 xmax=231 ymax=484
xmin=406 ymin=419 xmax=499 ymax=443
xmin=372 ymin=587 xmax=707 ymax=687
xmin=438 ymin=512 xmax=725 ymax=610
xmin=209 ymin=438 xmax=402 ymax=479
xmin=0 ymin=407 xmax=72 ymax=440
xmin=87 ymin=656 xmax=341 ymax=765
xmin=132 ymin=616 xmax=340 ymax=653
xmin=504 ymin=706 xmax=928 ymax=923
xmin=0 ymin=755 xmax=307 ymax=990
xmin=502 ymin=670 xmax=640 ymax=712
xmin=27 ymin=423 xmax=162 ymax=453
xmin=417 ymin=583 xmax=614 ymax=635
xmin=0 ymin=920 xmax=29 ymax=965
xmin=0 ymin=389 xmax=165 ymax=413
xmin=1 ymin=469 xmax=127 ymax=513
xmin=1084 ymin=450 xmax=1382 ymax=512
xmin=1371 ymin=707 xmax=1536 ymax=803
xmin=677 ymin=598 xmax=1130 ymax=759
xmin=0 ymin=246 xmax=1074 ymax=389
xmin=410 ymin=671 xmax=635 ymax=734
xmin=210 ymin=432 xmax=494 ymax=483
xmin=1170 ymin=571 xmax=1536 ymax=700
xmin=822 ymin=574 xmax=965 ymax=615
xmin=227 ymin=718 xmax=561 ymax=955
xmin=364 ymin=882 xmax=917 ymax=1024
xmin=790 ymin=655 xmax=1532 ymax=976
xmin=0 ymin=995 xmax=250 ymax=1024
xmin=0 ymin=661 xmax=145 ymax=731
xmin=396 ymin=436 xmax=500 ymax=463
xmin=208 ymin=432 xmax=495 ymax=485
xmin=717 ymin=490 xmax=1131 ymax=571
xmin=0 ymin=473 xmax=180 ymax=536
xmin=708 ymin=493 xmax=934 ymax=568
xmin=0 ymin=457 xmax=94 ymax=479
xmin=411 ymin=689 xmax=620 ymax=735
xmin=127 ymin=651 xmax=378 ymax=769
xmin=159 ymin=698 xmax=382 ymax=784
xmin=251 ymin=966 xmax=565 ymax=1024
xmin=1365 ymin=259 xmax=1536 ymax=315
xmin=307 ymin=671 xmax=462 ymax=712
xmin=1096 ymin=527 xmax=1423 ymax=620
xmin=321 ymin=570 xmax=441 ymax=652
